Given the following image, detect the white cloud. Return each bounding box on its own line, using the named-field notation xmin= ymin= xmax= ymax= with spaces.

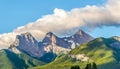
xmin=0 ymin=33 xmax=17 ymax=48
xmin=0 ymin=0 xmax=120 ymax=49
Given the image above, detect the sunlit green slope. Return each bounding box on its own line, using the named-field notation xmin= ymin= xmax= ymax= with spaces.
xmin=32 ymin=37 xmax=120 ymax=69
xmin=0 ymin=49 xmax=45 ymax=69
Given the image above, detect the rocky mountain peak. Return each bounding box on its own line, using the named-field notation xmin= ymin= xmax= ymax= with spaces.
xmin=42 ymin=32 xmax=57 ymax=45
xmin=45 ymin=32 xmax=57 ymax=39
xmin=10 ymin=32 xmax=44 ymax=58
xmin=67 ymin=29 xmax=94 ymax=45
xmin=46 ymin=32 xmax=54 ymax=37
xmin=16 ymin=32 xmax=38 ymax=46
xmin=75 ymin=29 xmax=85 ymax=36
xmin=17 ymin=32 xmax=34 ymax=41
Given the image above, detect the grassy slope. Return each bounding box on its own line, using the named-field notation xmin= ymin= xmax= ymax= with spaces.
xmin=0 ymin=49 xmax=45 ymax=69
xmin=32 ymin=38 xmax=120 ymax=69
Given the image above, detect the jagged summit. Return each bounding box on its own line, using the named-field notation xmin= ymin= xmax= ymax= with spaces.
xmin=20 ymin=32 xmax=31 ymax=36
xmin=43 ymin=32 xmax=58 ymax=44
xmin=75 ymin=29 xmax=85 ymax=35
xmin=66 ymin=29 xmax=94 ymax=44
xmin=45 ymin=32 xmax=57 ymax=38
xmin=17 ymin=32 xmax=33 ymax=40
xmin=10 ymin=32 xmax=44 ymax=58
xmin=74 ymin=29 xmax=93 ymax=37
xmin=44 ymin=32 xmax=57 ymax=43
xmin=46 ymin=32 xmax=53 ymax=36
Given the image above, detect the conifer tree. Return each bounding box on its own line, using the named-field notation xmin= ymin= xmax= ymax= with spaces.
xmin=92 ymin=62 xmax=97 ymax=69
xmin=71 ymin=65 xmax=80 ymax=69
xmin=85 ymin=63 xmax=91 ymax=69
xmin=85 ymin=62 xmax=97 ymax=69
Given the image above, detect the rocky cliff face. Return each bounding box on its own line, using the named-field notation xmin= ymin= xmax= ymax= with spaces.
xmin=62 ymin=30 xmax=94 ymax=49
xmin=9 ymin=30 xmax=93 ymax=58
xmin=10 ymin=32 xmax=44 ymax=58
xmin=42 ymin=32 xmax=71 ymax=54
xmin=64 ymin=30 xmax=93 ymax=46
xmin=41 ymin=30 xmax=93 ymax=54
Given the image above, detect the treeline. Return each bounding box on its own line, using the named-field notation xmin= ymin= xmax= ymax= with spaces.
xmin=71 ymin=62 xmax=97 ymax=69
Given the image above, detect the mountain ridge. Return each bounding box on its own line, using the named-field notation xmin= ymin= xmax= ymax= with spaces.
xmin=9 ymin=29 xmax=93 ymax=59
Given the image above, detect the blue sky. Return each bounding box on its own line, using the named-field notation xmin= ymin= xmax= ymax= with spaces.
xmin=0 ymin=0 xmax=106 ymax=33
xmin=0 ymin=0 xmax=120 ymax=38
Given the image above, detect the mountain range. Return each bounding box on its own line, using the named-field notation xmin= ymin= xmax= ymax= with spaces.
xmin=0 ymin=30 xmax=120 ymax=69
xmin=9 ymin=30 xmax=93 ymax=59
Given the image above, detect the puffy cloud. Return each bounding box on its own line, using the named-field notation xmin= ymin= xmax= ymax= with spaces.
xmin=0 ymin=0 xmax=120 ymax=49
xmin=0 ymin=33 xmax=17 ymax=48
